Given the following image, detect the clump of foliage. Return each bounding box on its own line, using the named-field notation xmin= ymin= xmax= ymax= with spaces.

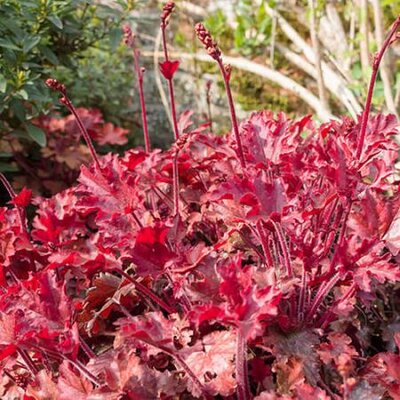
xmin=0 ymin=2 xmax=400 ymax=399
xmin=27 ymin=108 xmax=128 ymax=194
xmin=0 ymin=0 xmax=132 ymax=175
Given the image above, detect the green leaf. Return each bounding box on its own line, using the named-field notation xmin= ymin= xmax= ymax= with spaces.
xmin=17 ymin=89 xmax=28 ymax=100
xmin=0 ymin=38 xmax=20 ymax=51
xmin=0 ymin=74 xmax=7 ymax=93
xmin=0 ymin=162 xmax=18 ymax=173
xmin=0 ymin=152 xmax=12 ymax=158
xmin=22 ymin=35 xmax=41 ymax=53
xmin=47 ymin=15 xmax=63 ymax=29
xmin=109 ymin=27 xmax=122 ymax=50
xmin=26 ymin=123 xmax=46 ymax=146
xmin=40 ymin=45 xmax=59 ymax=64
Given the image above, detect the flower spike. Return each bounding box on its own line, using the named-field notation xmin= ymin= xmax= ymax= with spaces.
xmin=195 ymin=23 xmax=246 ymax=169
xmin=123 ymin=25 xmax=151 ymax=153
xmin=46 ymin=78 xmax=102 ymax=170
xmin=160 ymin=1 xmax=175 ymax=28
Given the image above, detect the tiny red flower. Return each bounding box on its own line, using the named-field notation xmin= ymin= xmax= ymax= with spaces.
xmin=159 ymin=60 xmax=180 ymax=80
xmin=10 ymin=187 xmax=32 ymax=207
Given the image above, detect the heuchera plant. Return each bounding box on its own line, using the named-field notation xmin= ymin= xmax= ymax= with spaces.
xmin=12 ymin=108 xmax=129 ymax=195
xmin=1 ymin=3 xmax=400 ymax=399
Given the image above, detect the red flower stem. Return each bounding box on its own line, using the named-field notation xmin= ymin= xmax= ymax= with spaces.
xmin=62 ymin=96 xmax=102 ymax=171
xmin=314 ymin=203 xmax=343 ymax=263
xmin=30 ymin=344 xmax=101 ymax=386
xmin=0 ymin=172 xmax=28 ymax=234
xmin=174 ymin=353 xmax=213 ymax=400
xmin=297 ymin=266 xmax=307 ymax=324
xmin=270 ymin=231 xmax=281 ymax=274
xmin=3 ymin=370 xmax=17 ymax=385
xmin=236 ymin=328 xmax=251 ymax=400
xmin=173 ymin=150 xmax=180 ymax=216
xmin=152 ymin=186 xmax=173 ymax=210
xmin=306 ymin=272 xmax=341 ymax=321
xmin=70 ymin=358 xmax=102 ymax=386
xmin=0 ymin=171 xmax=16 ymax=198
xmin=271 ymin=221 xmax=292 ymax=278
xmin=320 ymin=197 xmax=339 ymax=233
xmin=166 ymin=271 xmax=192 ymax=311
xmin=206 ymin=81 xmax=213 ymax=133
xmin=118 ymin=269 xmax=175 ymax=314
xmin=119 ymin=297 xmax=211 ymax=399
xmin=132 ymin=49 xmax=151 ymax=152
xmin=240 ymin=226 xmax=266 ymax=264
xmin=356 ymin=16 xmax=400 ymax=160
xmin=79 ymin=335 xmax=96 ymax=359
xmin=324 ymin=200 xmax=352 ymax=279
xmin=131 ymin=210 xmax=143 ymax=228
xmin=161 ymin=26 xmax=169 ymax=61
xmin=319 ymin=283 xmax=356 ymax=329
xmin=311 ymin=201 xmax=347 ymax=286
xmin=217 ymin=60 xmax=246 ymax=169
xmin=161 ymin=25 xmax=180 ymax=140
xmin=168 ymin=79 xmax=180 ymax=140
xmin=17 ymin=348 xmax=38 ymax=375
xmin=127 ymin=332 xmax=212 ymax=399
xmin=255 ymin=221 xmax=273 ymax=268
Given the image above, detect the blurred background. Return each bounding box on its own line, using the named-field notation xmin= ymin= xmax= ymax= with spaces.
xmin=0 ymin=0 xmax=400 ymax=199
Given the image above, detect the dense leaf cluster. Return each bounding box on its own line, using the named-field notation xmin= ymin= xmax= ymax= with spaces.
xmin=1 ymin=109 xmax=400 ymax=399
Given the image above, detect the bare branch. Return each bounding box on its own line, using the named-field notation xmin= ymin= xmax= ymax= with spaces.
xmin=308 ymin=0 xmax=330 ymax=113
xmin=269 ymin=7 xmax=277 ymax=69
xmin=318 ymin=3 xmax=350 ymax=74
xmin=263 ymin=3 xmax=362 ymax=119
xmin=142 ymin=50 xmax=335 ymax=122
xmin=348 ymin=6 xmax=357 ymax=70
xmin=180 ymin=1 xmax=207 ymax=18
xmin=359 ymin=0 xmax=370 ymax=77
xmin=276 ymin=44 xmax=360 ymax=118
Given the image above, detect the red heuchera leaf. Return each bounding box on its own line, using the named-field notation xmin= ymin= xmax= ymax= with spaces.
xmin=57 ymin=361 xmax=95 ymax=400
xmin=384 ymin=205 xmax=400 ymax=256
xmin=25 ymin=370 xmax=58 ymax=400
xmin=132 ymin=224 xmax=175 ymax=277
xmin=294 ymin=383 xmax=331 ymax=400
xmin=348 ymin=189 xmax=399 ymax=239
xmin=206 ymin=171 xmax=287 ymax=222
xmin=114 ymin=311 xmax=175 ymax=352
xmin=178 ymin=110 xmax=194 ymax=134
xmin=0 ymin=343 xmax=17 ymax=361
xmin=159 ymin=60 xmax=180 ymax=80
xmin=10 ymin=187 xmax=32 ymax=207
xmin=240 ymin=111 xmax=312 ymax=167
xmin=266 ymin=330 xmax=321 ymax=389
xmin=215 ymin=255 xmax=281 ymax=340
xmin=92 ymin=122 xmax=129 ymax=146
xmin=87 ymin=348 xmax=184 ymax=397
xmin=184 ymin=330 xmax=236 ymax=396
xmin=317 ymin=332 xmax=358 ymax=373
xmin=362 ymin=352 xmax=400 ymax=399
xmin=64 ymin=108 xmax=103 ymax=139
xmin=352 ymin=242 xmax=400 ymax=291
xmin=2 ymin=99 xmax=400 ymax=399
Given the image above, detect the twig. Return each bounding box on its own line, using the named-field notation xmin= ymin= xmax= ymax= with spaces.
xmin=269 ymin=7 xmax=277 ymax=69
xmin=263 ymin=3 xmax=361 ymax=118
xmin=359 ymin=0 xmax=370 ymax=78
xmin=141 ymin=50 xmax=335 ymax=121
xmin=308 ymin=0 xmax=330 ymax=113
